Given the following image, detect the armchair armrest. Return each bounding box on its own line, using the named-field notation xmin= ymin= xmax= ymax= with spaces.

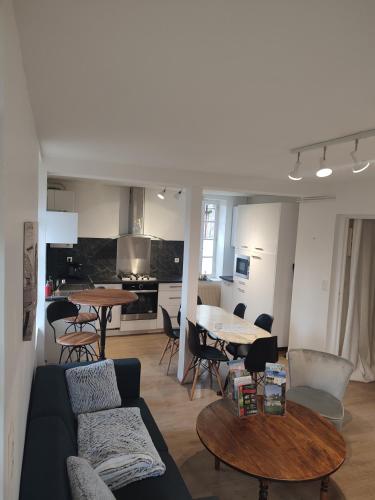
xmin=113 ymin=358 xmax=141 ymax=400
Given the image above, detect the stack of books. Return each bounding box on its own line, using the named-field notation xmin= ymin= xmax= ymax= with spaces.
xmin=264 ymin=362 xmax=287 ymax=416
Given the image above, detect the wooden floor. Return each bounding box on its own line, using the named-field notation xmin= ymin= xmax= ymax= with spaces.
xmin=106 ymin=333 xmax=375 ymax=500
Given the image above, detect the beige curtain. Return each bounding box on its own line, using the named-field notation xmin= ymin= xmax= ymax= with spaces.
xmin=341 ymin=220 xmax=375 ymax=382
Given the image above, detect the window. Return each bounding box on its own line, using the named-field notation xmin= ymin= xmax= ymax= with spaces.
xmin=201 ymin=202 xmax=218 ymax=276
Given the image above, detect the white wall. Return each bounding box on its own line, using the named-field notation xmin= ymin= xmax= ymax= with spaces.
xmin=0 ymin=1 xmax=40 ymax=498
xmin=144 ymin=188 xmax=185 ymax=240
xmin=289 ymin=179 xmax=375 ymax=352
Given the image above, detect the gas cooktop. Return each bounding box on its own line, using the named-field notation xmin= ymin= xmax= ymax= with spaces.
xmin=118 ymin=272 xmax=157 ymax=282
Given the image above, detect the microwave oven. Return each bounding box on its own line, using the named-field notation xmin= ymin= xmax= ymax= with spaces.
xmin=234 ymin=254 xmax=250 ymax=279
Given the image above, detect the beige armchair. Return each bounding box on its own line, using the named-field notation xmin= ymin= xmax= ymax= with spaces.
xmin=286 ymin=349 xmax=354 ymax=430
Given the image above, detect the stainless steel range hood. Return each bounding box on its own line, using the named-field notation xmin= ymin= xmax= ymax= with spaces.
xmin=128 ymin=187 xmax=145 ymax=235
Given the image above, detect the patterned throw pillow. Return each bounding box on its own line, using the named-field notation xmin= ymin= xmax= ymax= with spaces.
xmin=67 ymin=456 xmax=115 ymax=500
xmin=65 ymin=359 xmax=121 ymax=415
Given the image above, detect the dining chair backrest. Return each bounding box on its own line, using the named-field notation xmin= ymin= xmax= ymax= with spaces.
xmin=177 ymin=296 xmax=203 ymax=326
xmin=187 ymin=320 xmax=202 ymax=357
xmin=233 ymin=303 xmax=246 ymax=319
xmin=160 ymin=306 xmax=176 ymax=339
xmin=46 ymin=300 xmax=79 ymax=341
xmin=244 ymin=336 xmax=278 ymax=373
xmin=254 ymin=313 xmax=274 ymax=333
xmin=288 ymin=349 xmax=354 ymax=402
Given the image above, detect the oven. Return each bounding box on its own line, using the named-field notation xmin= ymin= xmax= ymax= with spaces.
xmin=121 ymin=282 xmax=159 ymax=320
xmin=234 ymin=254 xmax=250 ymax=279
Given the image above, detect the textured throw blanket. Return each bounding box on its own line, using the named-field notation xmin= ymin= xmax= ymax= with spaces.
xmin=78 ymin=407 xmax=166 ymax=490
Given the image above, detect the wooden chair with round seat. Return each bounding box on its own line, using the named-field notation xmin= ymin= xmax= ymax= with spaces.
xmin=182 ymin=319 xmax=228 ymax=400
xmin=159 ymin=306 xmax=180 ymax=375
xmin=46 ymin=300 xmax=100 ymax=363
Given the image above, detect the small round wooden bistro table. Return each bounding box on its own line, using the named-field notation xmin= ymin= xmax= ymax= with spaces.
xmin=69 ymin=289 xmax=138 ymax=360
xmin=196 ymin=397 xmax=346 ymax=500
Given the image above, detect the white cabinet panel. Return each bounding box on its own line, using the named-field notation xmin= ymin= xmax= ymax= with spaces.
xmin=246 ymin=252 xmax=276 ymax=323
xmin=157 ymin=284 xmax=182 ymax=329
xmin=45 ymin=211 xmax=78 ymax=244
xmin=220 ymin=281 xmax=234 ymax=312
xmin=235 ymin=205 xmax=253 ymax=251
xmin=47 ymin=189 xmax=75 ymax=212
xmin=247 ymin=203 xmax=281 ymax=254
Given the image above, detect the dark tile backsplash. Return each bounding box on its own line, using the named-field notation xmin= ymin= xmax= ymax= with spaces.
xmin=47 ymin=238 xmax=117 ymax=282
xmin=150 ymin=240 xmax=184 ymax=279
xmin=47 ymin=237 xmax=184 ymax=283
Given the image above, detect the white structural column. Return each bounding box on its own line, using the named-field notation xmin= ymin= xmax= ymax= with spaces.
xmin=177 ymin=186 xmax=203 ymax=381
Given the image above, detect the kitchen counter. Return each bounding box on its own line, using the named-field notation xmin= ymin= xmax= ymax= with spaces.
xmin=219 ymin=275 xmax=234 ymax=283
xmin=88 ymin=274 xmax=123 ymax=285
xmin=156 ymin=275 xmax=182 ymax=283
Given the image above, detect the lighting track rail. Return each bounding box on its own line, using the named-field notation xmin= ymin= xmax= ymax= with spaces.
xmin=289 ymin=127 xmax=375 ymax=181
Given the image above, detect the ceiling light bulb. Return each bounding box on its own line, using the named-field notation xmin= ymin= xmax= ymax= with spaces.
xmin=157 ymin=188 xmax=166 ymax=200
xmin=288 ymin=152 xmax=303 ymax=181
xmin=316 ymin=146 xmax=333 ymax=178
xmin=350 ymin=139 xmax=371 ymax=173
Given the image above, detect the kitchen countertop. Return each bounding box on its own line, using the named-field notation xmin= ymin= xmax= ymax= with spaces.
xmin=219 ymin=275 xmax=234 ymax=283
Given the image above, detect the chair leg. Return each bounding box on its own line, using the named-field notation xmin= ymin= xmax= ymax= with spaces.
xmin=212 ymin=362 xmax=224 ymax=395
xmin=159 ymin=338 xmax=171 ymax=365
xmin=58 ymin=346 xmax=65 ymax=364
xmin=167 ymin=339 xmax=177 ymax=375
xmin=181 ymin=357 xmax=195 ymax=384
xmin=190 ymin=360 xmax=201 ymax=400
xmin=208 ymin=360 xmax=213 ymax=387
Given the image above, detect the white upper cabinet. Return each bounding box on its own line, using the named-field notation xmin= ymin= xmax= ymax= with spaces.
xmin=45 ymin=212 xmax=78 ymax=244
xmin=47 ymin=189 xmax=75 ymax=212
xmin=233 ymin=203 xmax=281 ymax=254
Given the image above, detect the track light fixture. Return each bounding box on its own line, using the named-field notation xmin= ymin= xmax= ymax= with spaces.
xmin=174 ymin=189 xmax=182 ymax=200
xmin=288 ymin=152 xmax=303 ymax=181
xmin=351 ymin=139 xmax=370 ymax=174
xmin=289 ymin=127 xmax=375 ymax=180
xmin=316 ymin=146 xmax=332 ymax=178
xmin=157 ymin=188 xmax=166 ymax=200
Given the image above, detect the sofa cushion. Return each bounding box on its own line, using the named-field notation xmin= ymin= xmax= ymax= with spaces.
xmin=67 ymin=456 xmax=115 ymax=500
xmin=30 ymin=364 xmax=76 ymax=442
xmin=66 ymin=360 xmax=121 ymax=415
xmin=286 ymin=386 xmax=344 ymax=420
xmin=20 ymin=416 xmax=76 ymax=500
xmin=114 ymin=451 xmax=192 ymax=500
xmin=123 ymin=397 xmax=168 ymax=452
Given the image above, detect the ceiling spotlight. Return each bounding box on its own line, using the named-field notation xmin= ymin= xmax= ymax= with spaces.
xmin=350 ymin=139 xmax=370 ymax=173
xmin=157 ymin=188 xmax=166 ymax=200
xmin=288 ymin=152 xmax=303 ymax=181
xmin=174 ymin=189 xmax=182 ymax=200
xmin=316 ymin=146 xmax=333 ymax=178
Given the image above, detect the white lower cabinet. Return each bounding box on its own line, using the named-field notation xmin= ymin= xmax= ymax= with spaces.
xmin=220 ymin=280 xmax=234 ymax=313
xmin=157 ymin=283 xmax=182 ymax=329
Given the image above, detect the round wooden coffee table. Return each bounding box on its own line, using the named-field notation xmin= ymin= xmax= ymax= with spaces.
xmin=69 ymin=289 xmax=138 ymax=360
xmin=196 ymin=397 xmax=346 ymax=499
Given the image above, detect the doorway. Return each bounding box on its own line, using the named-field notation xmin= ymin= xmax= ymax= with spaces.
xmin=337 ymin=219 xmax=375 ymax=382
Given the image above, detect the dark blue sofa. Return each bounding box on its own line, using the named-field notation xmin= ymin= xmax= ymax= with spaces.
xmin=19 ymin=359 xmax=193 ymax=500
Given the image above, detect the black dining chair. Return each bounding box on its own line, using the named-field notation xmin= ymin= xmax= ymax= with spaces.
xmin=244 ymin=336 xmax=278 ymax=386
xmin=227 ymin=312 xmax=273 ymax=359
xmin=176 ymin=295 xmax=203 ymax=327
xmin=224 ymin=303 xmax=248 ymax=356
xmin=46 ymin=300 xmax=100 ymax=364
xmin=181 ymin=320 xmax=228 ymax=400
xmin=159 ymin=306 xmax=180 ymax=375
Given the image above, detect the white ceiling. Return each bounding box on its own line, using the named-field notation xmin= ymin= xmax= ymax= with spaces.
xmin=14 ymin=0 xmax=375 ymax=181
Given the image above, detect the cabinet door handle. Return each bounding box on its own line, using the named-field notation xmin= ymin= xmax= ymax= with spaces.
xmin=169 ymin=296 xmax=181 ymax=300
xmin=255 ymin=247 xmax=264 ymax=251
xmin=238 ymin=281 xmax=246 ymax=286
xmin=241 ymin=245 xmax=248 ymax=249
xmin=238 ymin=288 xmax=245 ymax=293
xmin=252 ymin=255 xmax=262 ymax=260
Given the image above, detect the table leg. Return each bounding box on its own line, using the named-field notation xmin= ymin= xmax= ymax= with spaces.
xmin=259 ymin=480 xmax=269 ymax=500
xmin=214 ymin=456 xmax=220 ymax=471
xmin=320 ymin=477 xmax=329 ymax=500
xmin=98 ymin=305 xmax=109 ymax=360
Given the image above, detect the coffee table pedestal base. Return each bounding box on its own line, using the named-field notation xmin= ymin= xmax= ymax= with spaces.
xmin=259 ymin=480 xmax=269 ymax=499
xmin=320 ymin=477 xmax=329 ymax=499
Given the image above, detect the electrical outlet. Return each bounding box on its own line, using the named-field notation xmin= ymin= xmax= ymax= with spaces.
xmin=174 ymin=257 xmax=180 ymax=263
xmin=67 ymin=256 xmax=73 ymax=263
